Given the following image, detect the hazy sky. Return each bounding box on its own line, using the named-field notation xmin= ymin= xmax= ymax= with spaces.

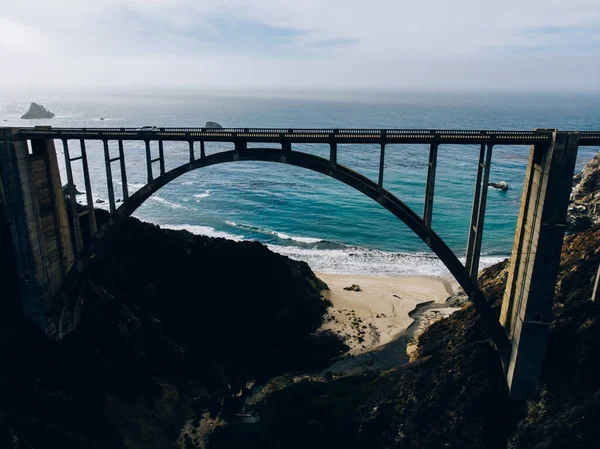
xmin=1 ymin=0 xmax=599 ymax=91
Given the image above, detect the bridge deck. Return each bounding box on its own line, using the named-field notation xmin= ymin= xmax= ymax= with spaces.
xmin=12 ymin=127 xmax=600 ymax=146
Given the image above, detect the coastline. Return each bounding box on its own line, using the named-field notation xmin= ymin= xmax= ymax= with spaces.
xmin=316 ymin=272 xmax=459 ymax=364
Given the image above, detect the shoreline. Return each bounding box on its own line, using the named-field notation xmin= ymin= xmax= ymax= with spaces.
xmin=316 ymin=272 xmax=460 ymax=370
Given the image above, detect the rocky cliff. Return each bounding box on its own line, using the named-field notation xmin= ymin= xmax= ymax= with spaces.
xmin=0 ymin=209 xmax=346 ymax=449
xmin=1 ymin=153 xmax=598 ymax=449
xmin=567 ymin=152 xmax=600 ymax=231
xmin=205 ymin=152 xmax=600 ymax=449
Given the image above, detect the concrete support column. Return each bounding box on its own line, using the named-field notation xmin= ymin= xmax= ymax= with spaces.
xmin=500 ymin=130 xmax=579 ymax=400
xmin=0 ymin=128 xmax=74 ymax=338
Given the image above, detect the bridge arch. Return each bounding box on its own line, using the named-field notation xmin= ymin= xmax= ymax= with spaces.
xmin=71 ymin=147 xmax=510 ymax=358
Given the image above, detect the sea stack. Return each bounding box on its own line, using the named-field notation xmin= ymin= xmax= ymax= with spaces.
xmin=488 ymin=181 xmax=508 ymax=191
xmin=21 ymin=102 xmax=55 ymax=119
xmin=205 ymin=121 xmax=223 ymax=129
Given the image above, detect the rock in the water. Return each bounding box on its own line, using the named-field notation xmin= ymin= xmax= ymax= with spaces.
xmin=100 ymin=117 xmax=105 ymax=121
xmin=343 ymin=284 xmax=361 ymax=292
xmin=205 ymin=121 xmax=223 ymax=129
xmin=62 ymin=183 xmax=83 ymax=196
xmin=20 ymin=102 xmax=55 ymax=119
xmin=488 ymin=181 xmax=508 ymax=191
xmin=95 ymin=199 xmax=105 ymax=204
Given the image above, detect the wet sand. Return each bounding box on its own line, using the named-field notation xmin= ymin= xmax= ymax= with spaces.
xmin=316 ymin=273 xmax=457 ymax=357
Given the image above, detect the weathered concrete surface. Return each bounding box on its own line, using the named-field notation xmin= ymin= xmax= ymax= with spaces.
xmin=0 ymin=129 xmax=73 ymax=336
xmin=500 ymin=131 xmax=579 ymax=399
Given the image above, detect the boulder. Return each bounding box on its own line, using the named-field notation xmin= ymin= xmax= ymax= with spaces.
xmin=95 ymin=199 xmax=105 ymax=204
xmin=205 ymin=121 xmax=223 ymax=129
xmin=488 ymin=181 xmax=508 ymax=191
xmin=62 ymin=183 xmax=83 ymax=196
xmin=20 ymin=102 xmax=55 ymax=119
xmin=343 ymin=284 xmax=362 ymax=292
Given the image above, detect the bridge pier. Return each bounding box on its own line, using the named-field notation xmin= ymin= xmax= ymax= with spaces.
xmin=0 ymin=128 xmax=74 ymax=337
xmin=466 ymin=144 xmax=493 ymax=283
xmin=500 ymin=130 xmax=579 ymax=400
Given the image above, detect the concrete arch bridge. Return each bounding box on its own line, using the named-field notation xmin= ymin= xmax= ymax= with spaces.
xmin=1 ymin=126 xmax=599 ymax=399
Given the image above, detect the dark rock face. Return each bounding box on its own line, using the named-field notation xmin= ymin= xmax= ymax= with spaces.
xmin=488 ymin=181 xmax=509 ymax=191
xmin=210 ymin=342 xmax=509 ymax=449
xmin=210 ymin=156 xmax=600 ymax=449
xmin=205 ymin=121 xmax=223 ymax=129
xmin=62 ymin=183 xmax=83 ymax=196
xmin=0 ymin=208 xmax=345 ymax=449
xmin=213 ymin=223 xmax=600 ymax=449
xmin=20 ymin=102 xmax=55 ymax=119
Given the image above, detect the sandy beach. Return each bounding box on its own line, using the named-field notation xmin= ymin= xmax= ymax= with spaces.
xmin=316 ymin=272 xmax=459 ymax=356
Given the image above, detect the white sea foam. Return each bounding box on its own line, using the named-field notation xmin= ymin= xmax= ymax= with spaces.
xmin=193 ymin=190 xmax=211 ymax=199
xmin=151 ymin=195 xmax=191 ymax=210
xmin=160 ymin=224 xmax=244 ymax=241
xmin=267 ymin=244 xmax=507 ymax=278
xmin=76 ymin=194 xmax=110 ymax=210
xmin=225 ymin=221 xmax=323 ymax=243
xmin=127 ymin=182 xmax=146 ymax=190
xmin=181 ymin=181 xmax=195 ymax=185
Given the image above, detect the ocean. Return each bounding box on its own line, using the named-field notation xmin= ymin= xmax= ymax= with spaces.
xmin=1 ymin=89 xmax=599 ymax=276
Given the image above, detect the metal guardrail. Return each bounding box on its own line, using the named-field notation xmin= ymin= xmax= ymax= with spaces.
xmin=11 ymin=127 xmax=557 ymax=145
xmin=9 ymin=127 xmax=600 ymax=146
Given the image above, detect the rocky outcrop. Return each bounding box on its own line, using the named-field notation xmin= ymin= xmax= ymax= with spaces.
xmin=488 ymin=181 xmax=509 ymax=191
xmin=0 ymin=208 xmax=346 ymax=449
xmin=62 ymin=183 xmax=83 ymax=196
xmin=20 ymin=102 xmax=55 ymax=119
xmin=205 ymin=121 xmax=223 ymax=129
xmin=208 ymin=223 xmax=600 ymax=449
xmin=568 ymin=152 xmax=600 ymax=232
xmin=206 ymin=153 xmax=600 ymax=449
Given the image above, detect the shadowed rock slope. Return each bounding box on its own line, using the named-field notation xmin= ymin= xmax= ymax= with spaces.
xmin=207 ymin=153 xmax=600 ymax=449
xmin=0 ymin=209 xmax=346 ymax=449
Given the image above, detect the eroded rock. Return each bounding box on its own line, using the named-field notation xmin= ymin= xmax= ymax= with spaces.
xmin=21 ymin=102 xmax=55 ymax=119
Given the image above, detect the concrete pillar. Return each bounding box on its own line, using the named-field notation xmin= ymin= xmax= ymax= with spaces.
xmin=0 ymin=128 xmax=74 ymax=338
xmin=500 ymin=130 xmax=579 ymax=400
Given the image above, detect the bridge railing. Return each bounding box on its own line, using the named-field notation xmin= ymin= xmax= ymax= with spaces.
xmin=16 ymin=127 xmax=582 ymax=145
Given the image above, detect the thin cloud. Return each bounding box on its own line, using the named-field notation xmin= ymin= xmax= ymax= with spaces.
xmin=0 ymin=0 xmax=598 ymax=90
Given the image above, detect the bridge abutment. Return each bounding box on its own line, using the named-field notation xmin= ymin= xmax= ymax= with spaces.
xmin=0 ymin=128 xmax=74 ymax=337
xmin=500 ymin=130 xmax=579 ymax=400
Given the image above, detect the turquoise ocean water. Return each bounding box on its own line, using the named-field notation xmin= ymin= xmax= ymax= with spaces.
xmin=1 ymin=90 xmax=599 ymax=276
